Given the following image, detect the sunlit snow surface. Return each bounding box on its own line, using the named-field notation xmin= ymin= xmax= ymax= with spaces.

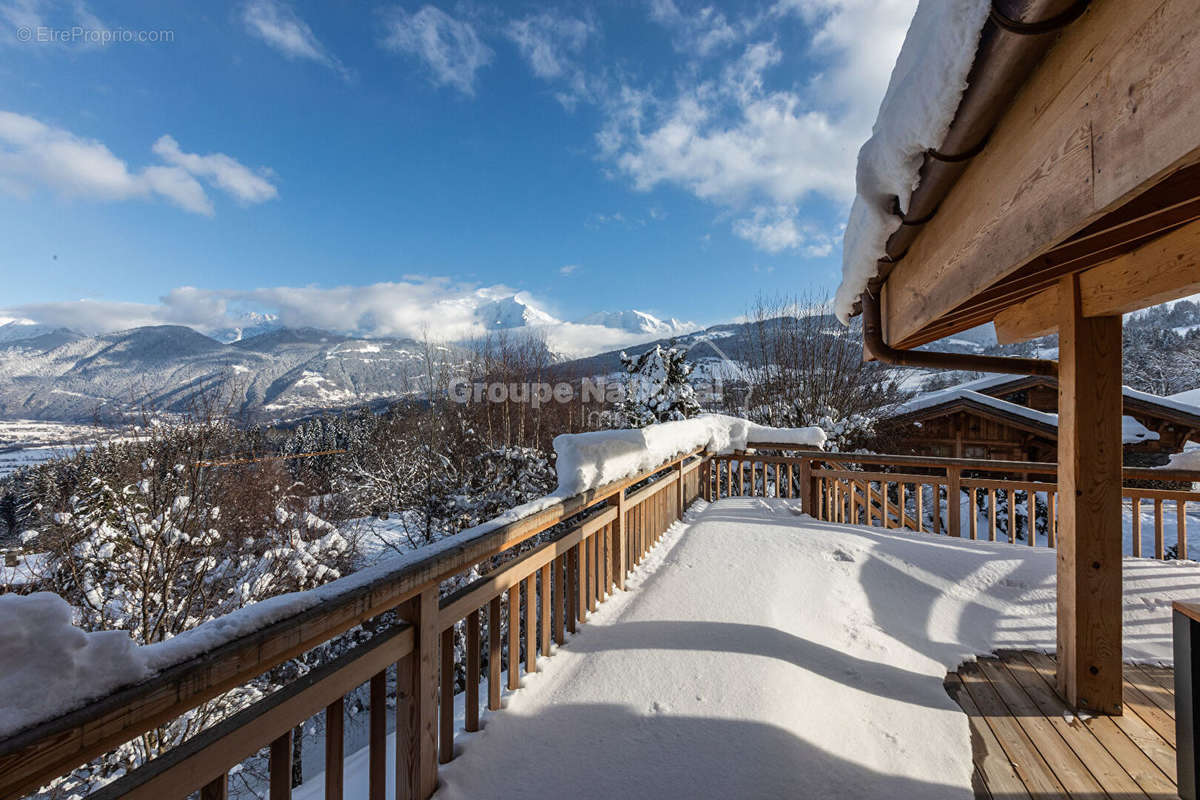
xmin=301 ymin=498 xmax=1199 ymax=799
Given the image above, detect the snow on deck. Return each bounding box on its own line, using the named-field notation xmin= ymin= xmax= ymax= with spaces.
xmin=304 ymin=498 xmax=1200 ymax=799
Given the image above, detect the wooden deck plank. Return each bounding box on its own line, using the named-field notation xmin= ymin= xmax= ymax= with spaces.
xmin=1126 ymin=663 xmax=1177 ymax=718
xmin=951 ymin=652 xmax=1181 ymax=799
xmin=974 ymin=657 xmax=1107 ymax=796
xmin=958 ymin=663 xmax=1068 ymax=796
xmin=1010 ymin=652 xmax=1175 ymax=798
xmin=1023 ymin=651 xmax=1178 ymax=787
xmin=944 ymin=674 xmax=1031 ymax=799
xmin=984 ymin=655 xmax=1146 ymax=798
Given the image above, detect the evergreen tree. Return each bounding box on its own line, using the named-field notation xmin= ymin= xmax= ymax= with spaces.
xmin=614 ymin=342 xmax=701 ymax=428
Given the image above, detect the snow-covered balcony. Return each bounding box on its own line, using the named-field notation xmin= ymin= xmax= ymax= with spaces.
xmin=2 ymin=418 xmax=1198 ymax=799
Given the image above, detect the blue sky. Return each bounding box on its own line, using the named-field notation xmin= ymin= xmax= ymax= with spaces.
xmin=0 ymin=0 xmax=918 ymax=344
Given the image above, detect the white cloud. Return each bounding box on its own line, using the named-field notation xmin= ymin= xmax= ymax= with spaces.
xmin=242 ymin=0 xmax=352 ymax=80
xmin=152 ymin=135 xmax=278 ymax=205
xmin=648 ymin=0 xmax=739 ymax=57
xmin=599 ymin=0 xmax=919 ymax=254
xmin=733 ymin=205 xmax=833 ymax=256
xmin=505 ymin=11 xmax=595 ymax=108
xmin=2 ymin=280 xmax=697 ymax=356
xmin=559 ymin=264 xmax=580 ymax=276
xmin=0 ymin=111 xmax=277 ymax=215
xmin=1 ymin=0 xmax=107 ymax=48
xmin=381 ymin=5 xmax=492 ymax=96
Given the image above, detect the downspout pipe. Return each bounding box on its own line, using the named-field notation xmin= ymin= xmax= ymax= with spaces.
xmin=861 ymin=291 xmax=1058 ymax=377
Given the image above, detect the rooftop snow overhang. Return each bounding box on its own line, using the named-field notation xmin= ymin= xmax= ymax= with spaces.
xmin=838 ymin=0 xmax=1200 ymax=351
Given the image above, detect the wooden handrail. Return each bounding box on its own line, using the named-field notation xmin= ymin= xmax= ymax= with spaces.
xmin=0 ymin=446 xmax=706 ymax=800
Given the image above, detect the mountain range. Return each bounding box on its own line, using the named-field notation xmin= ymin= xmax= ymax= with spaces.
xmin=0 ymin=297 xmax=700 ymax=423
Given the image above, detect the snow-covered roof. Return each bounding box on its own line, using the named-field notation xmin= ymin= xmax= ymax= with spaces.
xmin=834 ymin=1 xmax=992 ymax=322
xmin=891 ymin=386 xmax=1159 ymax=445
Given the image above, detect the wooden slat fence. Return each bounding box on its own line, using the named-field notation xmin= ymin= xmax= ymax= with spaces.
xmin=0 ymin=450 xmax=707 ymax=800
xmin=705 ymin=450 xmax=1200 ymax=560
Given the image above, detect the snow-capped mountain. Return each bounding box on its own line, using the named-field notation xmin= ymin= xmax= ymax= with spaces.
xmin=575 ymin=310 xmax=693 ymax=337
xmin=474 ymin=294 xmax=560 ymax=329
xmin=209 ymin=312 xmax=282 ymax=343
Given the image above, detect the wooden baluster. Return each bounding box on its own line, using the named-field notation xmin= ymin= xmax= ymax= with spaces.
xmin=524 ymin=575 xmax=536 ymax=674
xmin=1179 ymin=500 xmax=1189 ymax=561
xmin=488 ymin=597 xmax=501 ymax=710
xmin=554 ymin=555 xmax=566 ymax=645
xmin=269 ymin=729 xmax=293 ymax=800
xmin=508 ymin=584 xmax=521 ymax=690
xmin=466 ymin=610 xmax=480 ymax=732
xmin=540 ymin=564 xmax=552 ymax=657
xmin=968 ymin=486 xmax=977 ymax=540
xmin=1155 ymin=499 xmax=1165 ymax=560
xmin=948 ymin=468 xmax=962 ymax=538
xmin=577 ymin=540 xmax=588 ymax=624
xmin=883 ymin=482 xmax=892 ymax=529
xmin=439 ymin=628 xmax=454 ymax=764
xmin=1132 ymin=496 xmax=1142 ymax=557
xmin=588 ymin=534 xmax=599 ymax=612
xmin=737 ymin=459 xmax=744 ymax=496
xmin=566 ymin=548 xmax=577 ymax=634
xmin=370 ymin=669 xmax=387 ymax=796
xmin=201 ymin=773 xmax=228 ymax=800
xmin=850 ymin=482 xmax=858 ymax=525
xmin=988 ymin=488 xmax=997 ymax=542
xmin=1027 ymin=490 xmax=1035 ymax=546
xmin=916 ymin=483 xmax=924 ymax=532
xmin=324 ymin=698 xmax=343 ymax=800
xmin=614 ymin=492 xmax=627 ymax=592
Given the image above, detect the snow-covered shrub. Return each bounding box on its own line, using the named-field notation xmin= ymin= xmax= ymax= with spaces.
xmin=613 ymin=342 xmax=701 ymax=428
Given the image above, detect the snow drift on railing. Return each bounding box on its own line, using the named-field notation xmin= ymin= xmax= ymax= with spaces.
xmin=553 ymin=414 xmax=825 ymax=496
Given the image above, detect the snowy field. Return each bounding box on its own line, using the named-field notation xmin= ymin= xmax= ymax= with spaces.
xmin=0 ymin=419 xmax=118 ymax=478
xmin=299 ymin=497 xmax=1200 ymax=800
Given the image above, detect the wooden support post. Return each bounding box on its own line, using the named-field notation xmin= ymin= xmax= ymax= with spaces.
xmin=676 ymin=460 xmax=685 ymax=519
xmin=269 ymin=731 xmax=292 ymax=800
xmin=370 ymin=670 xmax=387 ymax=799
xmin=487 ymin=598 xmax=501 ymax=711
xmin=397 ymin=587 xmax=439 ymax=799
xmin=613 ymin=491 xmax=626 ymax=591
xmin=948 ymin=468 xmax=961 ymax=538
xmin=201 ymin=773 xmax=228 ymax=800
xmin=1174 ymin=602 xmax=1200 ymax=800
xmin=507 ymin=585 xmax=520 ymax=691
xmin=438 ymin=628 xmax=453 ymax=765
xmin=325 ymin=698 xmax=343 ymax=800
xmin=1057 ymin=274 xmax=1123 ymax=715
xmin=540 ymin=564 xmax=551 ymax=657
xmin=465 ymin=610 xmax=480 ymax=732
xmin=800 ymin=459 xmax=813 ymax=515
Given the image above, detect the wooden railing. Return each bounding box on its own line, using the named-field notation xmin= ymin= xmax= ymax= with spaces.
xmin=0 ymin=448 xmax=707 ymax=800
xmin=705 ymin=450 xmax=1200 ymax=560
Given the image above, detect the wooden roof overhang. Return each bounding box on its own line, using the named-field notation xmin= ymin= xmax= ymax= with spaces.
xmin=859 ymin=0 xmax=1200 ymax=350
xmin=883 ymin=396 xmax=1060 ymax=441
xmin=967 ymin=374 xmax=1200 ymax=429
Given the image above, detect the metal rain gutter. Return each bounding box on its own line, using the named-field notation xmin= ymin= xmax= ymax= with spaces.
xmin=861 ymin=291 xmax=1058 ymax=376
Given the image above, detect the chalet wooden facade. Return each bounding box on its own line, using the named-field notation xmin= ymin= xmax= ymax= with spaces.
xmin=879 ymin=375 xmax=1200 ymax=464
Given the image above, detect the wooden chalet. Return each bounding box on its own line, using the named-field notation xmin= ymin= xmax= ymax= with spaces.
xmin=840 ymin=0 xmax=1200 ymax=729
xmin=880 ymin=375 xmax=1200 ymax=464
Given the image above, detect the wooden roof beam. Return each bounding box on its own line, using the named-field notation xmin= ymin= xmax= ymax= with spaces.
xmin=995 ymin=216 xmax=1200 ymax=343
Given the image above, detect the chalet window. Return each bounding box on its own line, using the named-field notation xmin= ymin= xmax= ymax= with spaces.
xmin=964 ymin=445 xmax=988 ymax=459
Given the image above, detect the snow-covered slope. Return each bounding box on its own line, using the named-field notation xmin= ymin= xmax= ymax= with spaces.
xmin=574 ymin=310 xmax=693 ymax=337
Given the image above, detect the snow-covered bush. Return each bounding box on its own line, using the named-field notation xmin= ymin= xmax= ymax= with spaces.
xmin=613 ymin=342 xmax=701 ymax=428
